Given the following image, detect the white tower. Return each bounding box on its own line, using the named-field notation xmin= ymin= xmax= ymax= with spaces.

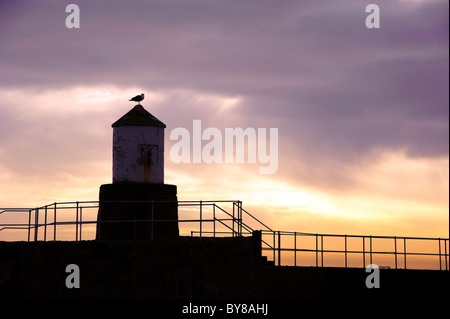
xmin=112 ymin=105 xmax=165 ymax=184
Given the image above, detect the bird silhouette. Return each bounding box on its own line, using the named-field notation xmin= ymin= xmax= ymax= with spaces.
xmin=129 ymin=93 xmax=145 ymax=105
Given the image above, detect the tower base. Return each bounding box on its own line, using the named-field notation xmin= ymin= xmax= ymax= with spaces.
xmin=96 ymin=183 xmax=179 ymax=241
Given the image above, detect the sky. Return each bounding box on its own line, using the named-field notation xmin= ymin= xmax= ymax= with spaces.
xmin=0 ymin=0 xmax=448 ymax=239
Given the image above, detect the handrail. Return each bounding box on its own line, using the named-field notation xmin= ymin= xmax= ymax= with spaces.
xmin=239 ymin=203 xmax=273 ymax=232
xmin=1 ymin=201 xmax=448 ymax=271
xmin=259 ymin=230 xmax=449 ymax=271
xmin=213 ymin=204 xmax=253 ymax=235
xmin=0 ymin=200 xmax=266 ymax=241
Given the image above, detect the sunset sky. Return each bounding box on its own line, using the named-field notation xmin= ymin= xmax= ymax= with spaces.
xmin=0 ymin=0 xmax=448 ymax=239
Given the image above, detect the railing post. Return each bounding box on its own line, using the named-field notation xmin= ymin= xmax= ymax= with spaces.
xmin=404 ymin=238 xmax=407 ymax=269
xmin=213 ymin=204 xmax=216 ymax=237
xmin=34 ymin=208 xmax=39 ymax=241
xmin=445 ymin=240 xmax=448 ymax=271
xmin=79 ymin=206 xmax=83 ymax=241
xmin=294 ymin=232 xmax=297 ymax=267
xmin=238 ymin=201 xmax=241 ymax=236
xmin=369 ymin=235 xmax=373 ymax=266
xmin=394 ymin=236 xmax=398 ymax=269
xmin=232 ymin=202 xmax=235 ymax=237
xmin=75 ymin=201 xmax=79 ymax=241
xmin=240 ymin=201 xmax=243 ymax=236
xmin=54 ymin=203 xmax=57 ymax=241
xmin=321 ymin=235 xmax=324 ymax=267
xmin=438 ymin=238 xmax=441 ymax=271
xmin=344 ymin=235 xmax=347 ymax=268
xmin=273 ymin=231 xmax=276 ymax=264
xmin=44 ymin=205 xmax=48 ymax=242
xmin=315 ymin=234 xmax=318 ymax=267
xmin=28 ymin=209 xmax=32 ymax=242
xmin=278 ymin=231 xmax=281 ymax=266
xmin=362 ymin=236 xmax=365 ymax=267
xmin=199 ymin=200 xmax=202 ymax=238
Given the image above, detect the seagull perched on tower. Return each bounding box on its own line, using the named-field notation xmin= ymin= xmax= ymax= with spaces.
xmin=129 ymin=93 xmax=145 ymax=105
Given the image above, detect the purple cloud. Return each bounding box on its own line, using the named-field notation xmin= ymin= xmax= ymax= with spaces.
xmin=0 ymin=0 xmax=448 ymax=182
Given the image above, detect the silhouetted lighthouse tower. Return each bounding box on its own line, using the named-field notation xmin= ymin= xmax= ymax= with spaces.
xmin=96 ymin=103 xmax=178 ymax=241
xmin=112 ymin=105 xmax=165 ymax=184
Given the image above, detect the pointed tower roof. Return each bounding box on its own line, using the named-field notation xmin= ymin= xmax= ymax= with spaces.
xmin=112 ymin=105 xmax=166 ymax=128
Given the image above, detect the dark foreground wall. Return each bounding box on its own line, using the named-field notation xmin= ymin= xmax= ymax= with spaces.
xmin=0 ymin=236 xmax=448 ymax=301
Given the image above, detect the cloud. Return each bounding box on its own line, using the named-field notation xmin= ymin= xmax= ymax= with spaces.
xmin=0 ymin=0 xmax=448 ymax=237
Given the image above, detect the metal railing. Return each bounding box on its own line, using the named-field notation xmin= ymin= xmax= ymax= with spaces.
xmin=1 ymin=201 xmax=448 ymax=270
xmin=260 ymin=230 xmax=449 ymax=271
xmin=0 ymin=200 xmax=270 ymax=242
